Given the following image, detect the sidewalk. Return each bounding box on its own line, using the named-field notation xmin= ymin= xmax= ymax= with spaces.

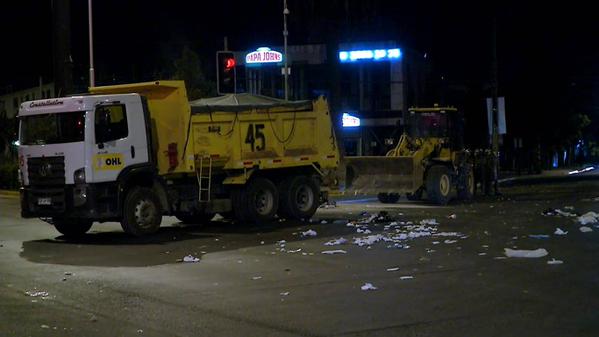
xmin=498 ymin=166 xmax=598 ymax=186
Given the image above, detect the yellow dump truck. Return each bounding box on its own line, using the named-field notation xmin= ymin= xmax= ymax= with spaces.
xmin=17 ymin=81 xmax=340 ymax=236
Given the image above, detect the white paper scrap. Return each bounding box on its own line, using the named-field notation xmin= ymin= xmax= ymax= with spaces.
xmin=321 ymin=250 xmax=347 ymax=255
xmin=504 ymin=248 xmax=548 ymax=258
xmin=361 ymin=283 xmax=377 ymax=291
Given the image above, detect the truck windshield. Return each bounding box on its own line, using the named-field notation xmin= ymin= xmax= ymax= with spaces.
xmin=408 ymin=112 xmax=449 ymax=138
xmin=20 ymin=111 xmax=85 ymax=145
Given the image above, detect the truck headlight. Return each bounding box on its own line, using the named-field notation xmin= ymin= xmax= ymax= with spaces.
xmin=74 ymin=168 xmax=86 ymax=184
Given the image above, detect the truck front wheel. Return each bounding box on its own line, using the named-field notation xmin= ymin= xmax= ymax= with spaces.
xmin=278 ymin=175 xmax=319 ymax=220
xmin=121 ymin=187 xmax=162 ymax=236
xmin=52 ymin=218 xmax=92 ymax=237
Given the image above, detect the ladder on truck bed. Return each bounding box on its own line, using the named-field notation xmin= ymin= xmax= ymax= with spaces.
xmin=196 ymin=157 xmax=212 ymax=202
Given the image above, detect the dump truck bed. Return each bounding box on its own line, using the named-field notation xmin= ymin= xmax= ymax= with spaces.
xmin=189 ymin=95 xmax=339 ymax=177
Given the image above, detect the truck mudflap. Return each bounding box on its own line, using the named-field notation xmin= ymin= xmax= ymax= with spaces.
xmin=343 ymin=156 xmax=419 ymax=195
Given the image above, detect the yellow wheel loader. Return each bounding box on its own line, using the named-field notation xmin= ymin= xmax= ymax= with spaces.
xmin=344 ymin=106 xmax=474 ymax=205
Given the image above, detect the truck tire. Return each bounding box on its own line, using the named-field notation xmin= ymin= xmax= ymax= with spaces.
xmin=426 ymin=165 xmax=452 ymax=205
xmin=121 ymin=186 xmax=162 ymax=236
xmin=278 ymin=175 xmax=320 ymax=220
xmin=457 ymin=167 xmax=474 ymax=200
xmin=377 ymin=193 xmax=400 ymax=204
xmin=52 ymin=218 xmax=92 ymax=237
xmin=235 ymin=177 xmax=279 ymax=223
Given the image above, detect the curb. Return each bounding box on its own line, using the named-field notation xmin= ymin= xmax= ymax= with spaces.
xmin=0 ymin=190 xmax=19 ymax=197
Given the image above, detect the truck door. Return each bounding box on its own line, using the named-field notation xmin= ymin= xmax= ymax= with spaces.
xmin=90 ymin=96 xmax=149 ymax=183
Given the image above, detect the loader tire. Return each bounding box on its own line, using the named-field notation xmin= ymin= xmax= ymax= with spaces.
xmin=121 ymin=187 xmax=162 ymax=236
xmin=278 ymin=175 xmax=319 ymax=220
xmin=377 ymin=193 xmax=400 ymax=204
xmin=53 ymin=218 xmax=92 ymax=237
xmin=234 ymin=177 xmax=279 ymax=223
xmin=426 ymin=166 xmax=452 ymax=205
xmin=457 ymin=167 xmax=475 ymax=200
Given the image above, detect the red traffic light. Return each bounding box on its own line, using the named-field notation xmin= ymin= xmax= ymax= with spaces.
xmin=225 ymin=58 xmax=236 ymax=69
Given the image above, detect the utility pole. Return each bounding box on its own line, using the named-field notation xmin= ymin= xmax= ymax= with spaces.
xmin=283 ymin=0 xmax=289 ymax=100
xmin=491 ymin=17 xmax=499 ymax=194
xmin=88 ymin=0 xmax=95 ymax=88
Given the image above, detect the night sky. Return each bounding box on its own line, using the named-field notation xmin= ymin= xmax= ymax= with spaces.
xmin=2 ymin=0 xmax=598 ymax=146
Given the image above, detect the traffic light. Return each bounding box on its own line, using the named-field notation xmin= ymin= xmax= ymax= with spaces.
xmin=216 ymin=51 xmax=236 ymax=94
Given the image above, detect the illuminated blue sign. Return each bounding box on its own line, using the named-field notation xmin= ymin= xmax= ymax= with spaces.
xmin=342 ymin=113 xmax=361 ymax=127
xmin=339 ymin=48 xmax=402 ymax=63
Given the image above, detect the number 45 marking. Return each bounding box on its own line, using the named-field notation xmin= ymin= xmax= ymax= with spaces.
xmin=245 ymin=124 xmax=266 ymax=151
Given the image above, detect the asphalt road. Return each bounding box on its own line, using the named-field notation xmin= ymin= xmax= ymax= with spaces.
xmin=2 ymin=177 xmax=599 ymax=337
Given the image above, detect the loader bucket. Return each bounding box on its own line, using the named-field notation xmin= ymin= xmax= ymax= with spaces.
xmin=343 ymin=156 xmax=419 ymax=195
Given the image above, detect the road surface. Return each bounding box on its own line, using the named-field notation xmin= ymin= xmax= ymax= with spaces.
xmin=2 ymin=177 xmax=599 ymax=336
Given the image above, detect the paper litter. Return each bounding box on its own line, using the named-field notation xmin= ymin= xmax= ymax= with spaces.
xmin=579 ymin=226 xmax=593 ymax=233
xmin=578 ymin=212 xmax=599 ymax=225
xmin=547 ymin=258 xmax=563 ymax=265
xmin=324 ymin=238 xmax=348 ymax=246
xmin=554 ymin=228 xmax=568 ymax=235
xmin=400 ymin=276 xmax=414 ymax=280
xmin=504 ymin=248 xmax=548 ymax=258
xmin=182 ymin=255 xmax=200 ymax=263
xmin=361 ymin=283 xmax=377 ymax=291
xmin=321 ymin=250 xmax=347 ymax=255
xmin=386 ymin=267 xmax=400 ymax=272
xmin=301 ymin=230 xmax=318 ymax=237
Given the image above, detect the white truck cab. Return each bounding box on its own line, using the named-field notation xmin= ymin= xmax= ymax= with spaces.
xmin=18 ymin=95 xmax=154 ymax=235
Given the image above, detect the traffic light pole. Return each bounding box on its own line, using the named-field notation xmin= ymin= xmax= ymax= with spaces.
xmin=283 ymin=0 xmax=289 ymax=101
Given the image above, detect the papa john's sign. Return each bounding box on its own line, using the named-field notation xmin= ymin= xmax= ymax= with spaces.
xmin=245 ymin=47 xmax=283 ymax=65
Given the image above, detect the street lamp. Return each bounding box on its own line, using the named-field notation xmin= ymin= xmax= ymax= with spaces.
xmin=283 ymin=0 xmax=289 ymax=100
xmin=88 ymin=0 xmax=95 ymax=88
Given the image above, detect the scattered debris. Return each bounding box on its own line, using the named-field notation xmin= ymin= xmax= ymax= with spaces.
xmin=478 ymin=252 xmax=487 ymax=256
xmin=434 ymin=232 xmax=461 ymax=237
xmin=386 ymin=267 xmax=400 ymax=272
xmin=400 ymin=276 xmax=414 ymax=280
xmin=137 ymin=329 xmax=144 ymax=334
xmin=447 ymin=214 xmax=457 ymax=219
xmin=528 ymin=234 xmax=550 ymax=239
xmin=504 ymin=248 xmax=548 ymax=258
xmin=41 ymin=325 xmax=50 ymax=329
xmin=578 ymin=212 xmax=599 ymax=225
xmin=252 ymin=276 xmax=262 ymax=280
xmin=554 ymin=228 xmax=568 ymax=235
xmin=280 ymin=292 xmax=290 ymax=296
xmin=444 ymin=239 xmax=458 ymax=244
xmin=361 ymin=283 xmax=377 ymax=291
xmin=324 ymin=238 xmax=348 ymax=246
xmin=420 ymin=219 xmax=439 ymax=226
xmin=547 ymin=258 xmax=564 ymax=265
xmin=494 ymin=256 xmax=507 ymax=260
xmin=432 ymin=241 xmax=440 ymax=245
xmin=353 ymin=234 xmax=384 ymax=246
xmin=301 ymin=230 xmax=318 ymax=237
xmin=182 ymin=255 xmax=200 ymax=263
xmin=543 ymin=208 xmax=577 ymax=217
xmin=25 ymin=290 xmax=49 ymax=298
xmin=579 ymin=226 xmax=593 ymax=233
xmin=356 ymin=228 xmax=372 ymax=234
xmin=321 ymin=250 xmax=347 ymax=255
xmin=211 ymin=213 xmax=225 ymax=221
xmin=320 ymin=220 xmax=328 ymax=224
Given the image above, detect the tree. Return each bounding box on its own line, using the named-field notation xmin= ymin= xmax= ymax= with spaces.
xmin=172 ymin=46 xmax=216 ymax=100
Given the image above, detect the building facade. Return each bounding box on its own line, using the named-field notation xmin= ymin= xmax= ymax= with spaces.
xmin=0 ymin=83 xmax=55 ymax=119
xmin=230 ymin=41 xmax=425 ymax=156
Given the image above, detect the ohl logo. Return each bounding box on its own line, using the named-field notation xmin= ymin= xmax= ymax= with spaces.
xmin=94 ymin=153 xmax=124 ymax=171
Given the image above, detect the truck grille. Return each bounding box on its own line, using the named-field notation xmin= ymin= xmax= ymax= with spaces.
xmin=27 ymin=156 xmax=66 ymax=186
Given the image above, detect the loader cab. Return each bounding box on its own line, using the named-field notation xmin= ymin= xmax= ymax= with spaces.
xmin=405 ymin=106 xmax=463 ymax=149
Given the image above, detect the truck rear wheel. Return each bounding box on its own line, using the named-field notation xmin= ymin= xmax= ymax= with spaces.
xmin=121 ymin=187 xmax=162 ymax=236
xmin=426 ymin=165 xmax=452 ymax=205
xmin=234 ymin=177 xmax=279 ymax=223
xmin=377 ymin=193 xmax=400 ymax=204
xmin=278 ymin=175 xmax=319 ymax=220
xmin=52 ymin=218 xmax=92 ymax=237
